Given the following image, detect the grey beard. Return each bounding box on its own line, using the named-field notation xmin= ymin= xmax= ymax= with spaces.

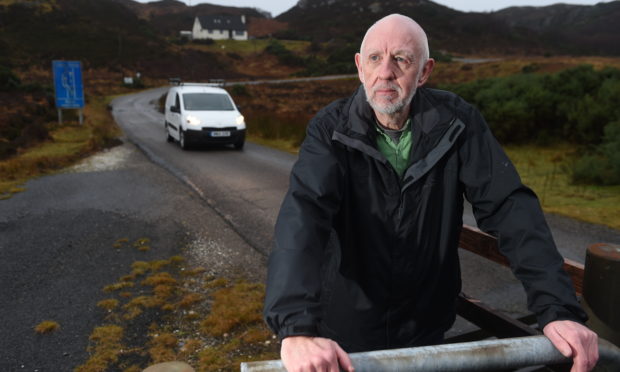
xmin=365 ymin=86 xmax=416 ymax=115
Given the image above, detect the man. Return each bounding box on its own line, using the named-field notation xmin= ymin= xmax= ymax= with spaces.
xmin=264 ymin=14 xmax=598 ymax=372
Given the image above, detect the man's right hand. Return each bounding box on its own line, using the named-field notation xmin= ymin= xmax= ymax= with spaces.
xmin=281 ymin=336 xmax=355 ymax=372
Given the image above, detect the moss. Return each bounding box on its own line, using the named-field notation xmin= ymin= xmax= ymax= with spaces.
xmin=184 ymin=311 xmax=200 ymax=321
xmin=150 ymin=260 xmax=173 ymax=272
xmin=75 ymin=325 xmax=124 ymax=372
xmin=113 ymin=238 xmax=129 ymax=249
xmin=177 ymin=293 xmax=203 ymax=309
xmin=148 ymin=332 xmax=178 ymax=364
xmin=196 ymin=346 xmax=229 ymax=372
xmin=130 ymin=261 xmax=151 ymax=277
xmin=153 ymin=284 xmax=177 ymax=300
xmin=201 ymin=282 xmax=264 ymax=337
xmin=161 ymin=304 xmax=175 ymax=312
xmin=142 ymin=272 xmax=177 ymax=287
xmin=241 ymin=328 xmax=273 ymax=344
xmin=97 ymin=299 xmax=120 ymax=311
xmin=204 ymin=277 xmax=228 ymax=289
xmin=123 ymin=296 xmax=164 ymax=320
xmin=103 ymin=281 xmax=134 ymax=292
xmin=35 ymin=320 xmax=60 ymax=334
xmin=120 ymin=274 xmax=135 ymax=282
xmin=134 ymin=237 xmax=150 ymax=247
xmin=178 ymin=339 xmax=203 ymax=359
xmin=82 ymin=254 xmax=279 ymax=371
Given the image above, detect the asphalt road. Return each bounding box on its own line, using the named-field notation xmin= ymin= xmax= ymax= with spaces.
xmin=0 ymin=143 xmax=264 ymax=371
xmin=111 ymin=87 xmax=293 ymax=257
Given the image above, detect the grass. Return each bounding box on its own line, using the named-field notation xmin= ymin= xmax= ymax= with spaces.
xmin=0 ymin=95 xmax=121 ymax=199
xmin=187 ymin=39 xmax=310 ymax=55
xmin=505 ymin=144 xmax=620 ymax=230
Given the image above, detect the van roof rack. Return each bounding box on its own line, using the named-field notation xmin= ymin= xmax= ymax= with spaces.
xmin=168 ymin=78 xmax=226 ymax=87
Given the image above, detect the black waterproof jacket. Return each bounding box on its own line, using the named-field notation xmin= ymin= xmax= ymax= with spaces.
xmin=264 ymin=86 xmax=586 ymax=352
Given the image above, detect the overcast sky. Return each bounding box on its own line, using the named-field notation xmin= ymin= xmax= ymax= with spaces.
xmin=136 ymin=0 xmax=610 ymax=17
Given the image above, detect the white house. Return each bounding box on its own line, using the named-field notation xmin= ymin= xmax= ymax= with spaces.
xmin=192 ymin=14 xmax=248 ymax=41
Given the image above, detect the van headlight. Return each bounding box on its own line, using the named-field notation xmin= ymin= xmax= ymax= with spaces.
xmin=236 ymin=115 xmax=245 ymax=125
xmin=186 ymin=115 xmax=201 ymax=126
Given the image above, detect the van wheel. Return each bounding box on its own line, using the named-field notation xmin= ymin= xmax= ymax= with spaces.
xmin=179 ymin=129 xmax=189 ymax=150
xmin=234 ymin=140 xmax=244 ymax=150
xmin=165 ymin=122 xmax=174 ymax=143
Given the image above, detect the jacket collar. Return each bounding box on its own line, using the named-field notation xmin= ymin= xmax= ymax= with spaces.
xmin=333 ymin=85 xmax=465 ymax=189
xmin=341 ymin=85 xmax=453 ymax=138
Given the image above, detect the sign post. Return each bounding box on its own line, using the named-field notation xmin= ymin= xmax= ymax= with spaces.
xmin=52 ymin=60 xmax=85 ymax=125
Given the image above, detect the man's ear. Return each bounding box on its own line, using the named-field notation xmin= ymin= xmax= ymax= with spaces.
xmin=417 ymin=58 xmax=435 ymax=87
xmin=355 ymin=53 xmax=364 ymax=84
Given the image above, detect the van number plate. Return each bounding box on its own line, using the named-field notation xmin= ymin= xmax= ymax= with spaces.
xmin=210 ymin=131 xmax=231 ymax=137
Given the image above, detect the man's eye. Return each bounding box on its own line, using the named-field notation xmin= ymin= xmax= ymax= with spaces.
xmin=369 ymin=55 xmax=380 ymax=62
xmin=395 ymin=56 xmax=410 ymax=64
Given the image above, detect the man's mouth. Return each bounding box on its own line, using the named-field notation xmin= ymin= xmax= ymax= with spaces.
xmin=372 ymin=84 xmax=400 ymax=99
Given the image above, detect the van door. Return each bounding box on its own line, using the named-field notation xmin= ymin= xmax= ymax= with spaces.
xmin=168 ymin=93 xmax=182 ymax=136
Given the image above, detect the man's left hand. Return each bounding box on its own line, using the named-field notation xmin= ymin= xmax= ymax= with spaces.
xmin=543 ymin=320 xmax=598 ymax=372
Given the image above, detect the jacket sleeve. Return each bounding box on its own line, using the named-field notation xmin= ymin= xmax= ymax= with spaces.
xmin=263 ymin=115 xmax=343 ymax=339
xmin=458 ymin=106 xmax=587 ymax=329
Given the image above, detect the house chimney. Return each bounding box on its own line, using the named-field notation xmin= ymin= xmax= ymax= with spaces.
xmin=241 ymin=15 xmax=246 ymax=24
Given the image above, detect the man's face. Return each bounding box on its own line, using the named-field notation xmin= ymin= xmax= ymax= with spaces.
xmin=355 ymin=21 xmax=432 ymax=116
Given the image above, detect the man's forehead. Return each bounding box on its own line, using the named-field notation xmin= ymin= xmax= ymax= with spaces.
xmin=362 ymin=37 xmax=417 ymax=55
xmin=362 ymin=23 xmax=420 ymax=54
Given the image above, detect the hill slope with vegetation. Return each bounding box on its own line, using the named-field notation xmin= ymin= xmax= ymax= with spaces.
xmin=276 ymin=0 xmax=620 ymax=56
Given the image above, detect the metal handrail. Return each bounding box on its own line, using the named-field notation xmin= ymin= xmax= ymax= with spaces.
xmin=240 ymin=335 xmax=620 ymax=372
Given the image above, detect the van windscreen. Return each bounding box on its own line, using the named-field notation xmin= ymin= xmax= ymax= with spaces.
xmin=183 ymin=93 xmax=234 ymax=111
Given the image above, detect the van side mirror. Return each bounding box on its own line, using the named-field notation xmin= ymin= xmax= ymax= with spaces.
xmin=170 ymin=105 xmax=180 ymax=114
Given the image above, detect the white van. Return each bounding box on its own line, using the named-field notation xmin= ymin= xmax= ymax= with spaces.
xmin=164 ymin=84 xmax=246 ymax=150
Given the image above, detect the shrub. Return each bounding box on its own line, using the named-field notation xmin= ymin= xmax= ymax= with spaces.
xmin=573 ymin=120 xmax=620 ymax=185
xmin=0 ymin=65 xmax=21 ymax=91
xmin=264 ymin=39 xmax=304 ymax=67
xmin=229 ymin=84 xmax=249 ymax=97
xmin=441 ymin=65 xmax=620 ymax=147
xmin=442 ymin=65 xmax=620 ymax=185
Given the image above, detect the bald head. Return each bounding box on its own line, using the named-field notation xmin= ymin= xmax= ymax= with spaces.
xmin=360 ymin=14 xmax=430 ymax=63
xmin=354 ymin=13 xmax=435 ymax=127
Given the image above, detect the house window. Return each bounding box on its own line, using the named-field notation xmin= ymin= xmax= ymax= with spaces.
xmin=235 ymin=30 xmax=244 ymax=36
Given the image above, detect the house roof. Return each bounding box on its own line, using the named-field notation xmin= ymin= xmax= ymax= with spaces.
xmin=197 ymin=15 xmax=246 ymax=31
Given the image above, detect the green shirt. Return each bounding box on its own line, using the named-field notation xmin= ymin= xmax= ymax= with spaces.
xmin=375 ymin=119 xmax=412 ymax=178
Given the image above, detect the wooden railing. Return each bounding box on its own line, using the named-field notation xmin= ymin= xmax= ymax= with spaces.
xmin=459 ymin=225 xmax=584 ymax=294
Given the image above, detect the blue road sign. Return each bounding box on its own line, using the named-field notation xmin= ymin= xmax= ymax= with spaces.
xmin=52 ymin=60 xmax=85 ymax=109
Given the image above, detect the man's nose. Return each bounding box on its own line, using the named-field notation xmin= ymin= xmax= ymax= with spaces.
xmin=377 ymin=57 xmax=397 ymax=80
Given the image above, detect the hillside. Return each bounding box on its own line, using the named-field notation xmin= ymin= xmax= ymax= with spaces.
xmin=276 ymin=0 xmax=620 ymax=56
xmin=0 ymin=0 xmax=247 ymax=79
xmin=112 ymin=0 xmax=272 ymax=37
xmin=493 ymin=2 xmax=620 ymax=55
